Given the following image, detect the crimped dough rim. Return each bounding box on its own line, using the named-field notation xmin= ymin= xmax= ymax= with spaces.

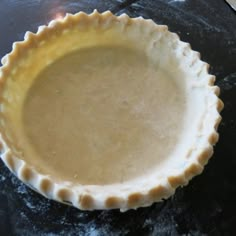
xmin=0 ymin=10 xmax=223 ymax=211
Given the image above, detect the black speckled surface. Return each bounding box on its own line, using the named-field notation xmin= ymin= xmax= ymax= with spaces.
xmin=0 ymin=0 xmax=236 ymax=235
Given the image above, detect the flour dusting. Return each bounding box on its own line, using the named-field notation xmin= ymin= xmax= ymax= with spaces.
xmin=0 ymin=174 xmax=6 ymax=182
xmin=169 ymin=0 xmax=186 ymax=3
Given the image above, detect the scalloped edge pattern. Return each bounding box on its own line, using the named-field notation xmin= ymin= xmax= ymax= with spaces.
xmin=0 ymin=10 xmax=223 ymax=211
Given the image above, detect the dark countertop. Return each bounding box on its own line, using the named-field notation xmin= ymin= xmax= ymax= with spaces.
xmin=0 ymin=0 xmax=235 ymax=235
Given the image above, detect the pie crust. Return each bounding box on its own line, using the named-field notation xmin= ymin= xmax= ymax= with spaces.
xmin=0 ymin=10 xmax=223 ymax=211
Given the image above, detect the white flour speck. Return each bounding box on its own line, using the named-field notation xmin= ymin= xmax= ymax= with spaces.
xmin=0 ymin=175 xmax=6 ymax=182
xmin=17 ymin=183 xmax=28 ymax=194
xmin=169 ymin=0 xmax=186 ymax=3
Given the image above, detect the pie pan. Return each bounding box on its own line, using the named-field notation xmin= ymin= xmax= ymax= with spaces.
xmin=0 ymin=10 xmax=223 ymax=211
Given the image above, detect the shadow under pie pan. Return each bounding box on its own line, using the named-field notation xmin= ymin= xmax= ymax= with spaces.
xmin=0 ymin=10 xmax=223 ymax=211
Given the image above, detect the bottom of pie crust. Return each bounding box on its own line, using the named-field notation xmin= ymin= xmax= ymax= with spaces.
xmin=20 ymin=45 xmax=186 ymax=185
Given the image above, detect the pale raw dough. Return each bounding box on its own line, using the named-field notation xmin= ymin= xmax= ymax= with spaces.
xmin=0 ymin=11 xmax=222 ymax=211
xmin=22 ymin=46 xmax=186 ymax=185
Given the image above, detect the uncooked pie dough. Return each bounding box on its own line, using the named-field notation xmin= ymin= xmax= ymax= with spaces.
xmin=22 ymin=46 xmax=186 ymax=185
xmin=0 ymin=11 xmax=222 ymax=210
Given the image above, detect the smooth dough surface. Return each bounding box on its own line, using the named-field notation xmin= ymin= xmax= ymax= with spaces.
xmin=22 ymin=46 xmax=186 ymax=185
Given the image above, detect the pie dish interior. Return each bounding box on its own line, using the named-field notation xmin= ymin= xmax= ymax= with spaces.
xmin=0 ymin=11 xmax=223 ymax=210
